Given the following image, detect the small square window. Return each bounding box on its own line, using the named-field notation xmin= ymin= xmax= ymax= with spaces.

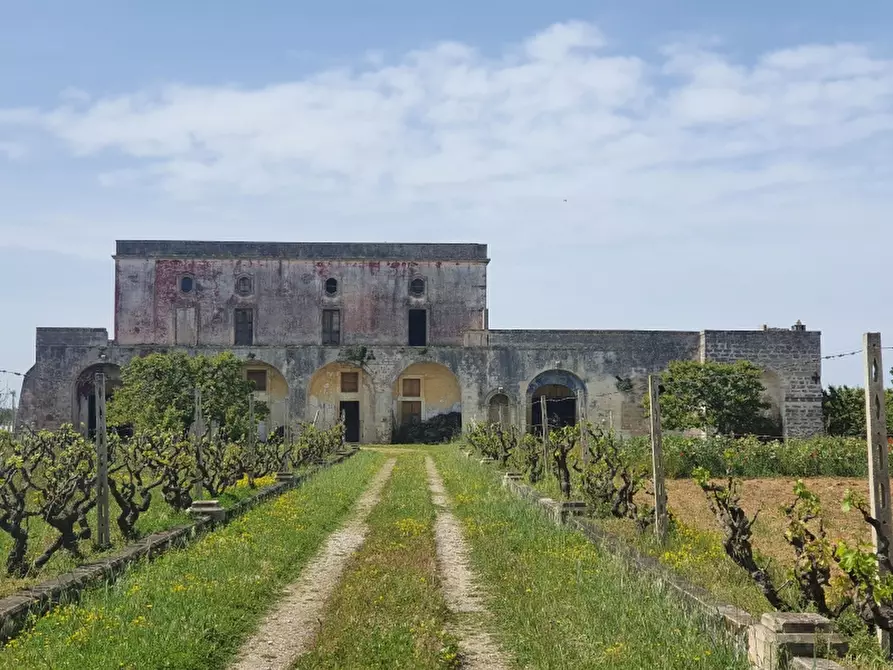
xmin=402 ymin=378 xmax=421 ymax=397
xmin=341 ymin=372 xmax=359 ymax=393
xmin=246 ymin=369 xmax=267 ymax=392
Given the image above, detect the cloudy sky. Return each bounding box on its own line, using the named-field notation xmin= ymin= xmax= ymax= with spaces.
xmin=1 ymin=0 xmax=891 ymax=396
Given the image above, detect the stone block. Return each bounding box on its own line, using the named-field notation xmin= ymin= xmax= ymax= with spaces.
xmin=188 ymin=499 xmax=226 ymax=523
xmin=789 ymin=658 xmax=846 ymax=670
xmin=748 ymin=614 xmax=847 ymax=670
xmin=762 ymin=612 xmax=835 ymax=634
xmin=478 ymin=457 xmax=495 ymax=465
xmin=275 ymin=471 xmax=295 ymax=484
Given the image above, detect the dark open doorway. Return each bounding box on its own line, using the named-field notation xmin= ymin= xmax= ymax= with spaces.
xmin=408 ymin=309 xmax=427 ymax=346
xmin=530 ymin=384 xmax=576 ymax=435
xmin=340 ymin=401 xmax=360 ymax=443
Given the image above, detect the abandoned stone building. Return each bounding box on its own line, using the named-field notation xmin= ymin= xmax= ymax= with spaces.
xmin=18 ymin=241 xmax=824 ymax=442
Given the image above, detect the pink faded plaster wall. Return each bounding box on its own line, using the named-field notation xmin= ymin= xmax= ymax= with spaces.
xmin=114 ymin=257 xmax=487 ymax=347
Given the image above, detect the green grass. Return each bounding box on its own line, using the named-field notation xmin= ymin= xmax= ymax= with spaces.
xmin=0 ymin=471 xmax=305 ymax=598
xmin=0 ymin=451 xmax=384 ymax=670
xmin=435 ymin=449 xmax=750 ymax=670
xmin=294 ymin=453 xmax=459 ymax=669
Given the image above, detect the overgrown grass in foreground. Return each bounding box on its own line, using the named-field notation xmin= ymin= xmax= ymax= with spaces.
xmin=435 ymin=450 xmax=749 ymax=670
xmin=294 ymin=453 xmax=460 ymax=669
xmin=0 ymin=451 xmax=384 ymax=670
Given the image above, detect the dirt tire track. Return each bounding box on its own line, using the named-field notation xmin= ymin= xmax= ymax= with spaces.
xmin=425 ymin=456 xmax=511 ymax=670
xmin=229 ymin=458 xmax=396 ymax=670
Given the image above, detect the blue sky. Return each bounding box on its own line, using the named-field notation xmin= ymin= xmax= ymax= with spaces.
xmin=1 ymin=0 xmax=892 ymax=400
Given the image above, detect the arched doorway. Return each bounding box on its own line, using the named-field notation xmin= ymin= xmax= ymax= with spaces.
xmin=308 ymin=362 xmax=371 ymax=443
xmin=242 ymin=361 xmax=289 ymax=440
xmin=74 ymin=363 xmax=122 ymax=437
xmin=393 ymin=362 xmax=461 ymax=443
xmin=526 ymin=370 xmax=585 ymax=435
xmin=488 ymin=393 xmax=510 ymax=427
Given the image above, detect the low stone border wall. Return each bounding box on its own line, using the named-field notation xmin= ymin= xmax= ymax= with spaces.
xmin=0 ymin=447 xmax=359 ymax=642
xmin=464 ymin=450 xmax=849 ymax=670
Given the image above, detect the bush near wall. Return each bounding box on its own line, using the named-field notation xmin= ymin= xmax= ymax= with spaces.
xmin=622 ymin=434 xmax=868 ymax=479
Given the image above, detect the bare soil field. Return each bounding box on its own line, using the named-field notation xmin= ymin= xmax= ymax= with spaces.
xmin=666 ymin=477 xmax=879 ymax=568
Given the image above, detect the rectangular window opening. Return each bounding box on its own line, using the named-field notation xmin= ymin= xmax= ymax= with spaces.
xmin=341 ymin=371 xmax=359 ymax=393
xmin=408 ymin=309 xmax=427 ymax=346
xmin=402 ymin=378 xmax=421 ymax=398
xmin=322 ymin=309 xmax=341 ymax=345
xmin=402 ymin=400 xmax=422 ymax=426
xmin=246 ymin=369 xmax=267 ymax=392
xmin=234 ymin=308 xmax=254 ymax=346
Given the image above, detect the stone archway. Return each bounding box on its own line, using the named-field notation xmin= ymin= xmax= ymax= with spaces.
xmin=526 ymin=369 xmax=585 ymax=435
xmin=73 ymin=363 xmax=122 ymax=436
xmin=242 ymin=361 xmax=289 ymax=439
xmin=392 ymin=362 xmax=461 ymax=443
xmin=308 ymin=362 xmax=373 ymax=443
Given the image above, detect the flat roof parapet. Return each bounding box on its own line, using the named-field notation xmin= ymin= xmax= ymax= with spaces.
xmin=115 ymin=240 xmax=489 ymax=263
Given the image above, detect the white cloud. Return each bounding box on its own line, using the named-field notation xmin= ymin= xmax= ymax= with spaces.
xmin=0 ymin=21 xmax=891 ymax=254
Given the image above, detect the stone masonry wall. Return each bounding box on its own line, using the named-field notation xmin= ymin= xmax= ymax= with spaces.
xmin=701 ymin=329 xmax=823 ymax=438
xmin=18 ymin=327 xmax=824 ymax=442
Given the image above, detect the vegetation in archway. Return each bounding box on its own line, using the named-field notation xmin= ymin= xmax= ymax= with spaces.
xmin=645 ymin=360 xmax=776 ymax=436
xmin=107 ymin=351 xmax=269 ymax=440
xmin=393 ymin=411 xmax=461 ymax=444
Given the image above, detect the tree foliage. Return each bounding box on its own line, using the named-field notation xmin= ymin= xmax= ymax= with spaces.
xmin=107 ymin=351 xmax=267 ymax=439
xmin=822 ymin=384 xmax=893 ymax=437
xmin=647 ymin=360 xmax=773 ymax=436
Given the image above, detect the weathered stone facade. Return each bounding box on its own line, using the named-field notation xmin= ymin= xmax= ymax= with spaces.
xmin=18 ymin=241 xmax=824 ymax=441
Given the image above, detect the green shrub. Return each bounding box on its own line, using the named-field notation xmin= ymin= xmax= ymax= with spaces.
xmin=622 ymin=435 xmax=868 ymax=479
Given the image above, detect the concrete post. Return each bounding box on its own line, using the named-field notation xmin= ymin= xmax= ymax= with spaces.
xmin=93 ymin=372 xmax=111 ymax=549
xmin=648 ymin=375 xmax=668 ymax=543
xmin=247 ymin=392 xmax=256 ymax=488
xmin=864 ymin=333 xmax=892 ymax=653
xmin=540 ymin=395 xmax=549 ymax=473
xmin=578 ymin=389 xmax=589 ymax=468
xmin=192 ymin=387 xmax=204 ymax=502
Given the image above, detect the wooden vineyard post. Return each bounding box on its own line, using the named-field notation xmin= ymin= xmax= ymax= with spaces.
xmin=648 ymin=375 xmax=668 ymax=543
xmin=577 ymin=389 xmax=589 ymax=468
xmin=247 ymin=392 xmax=256 ymax=488
xmin=192 ymin=387 xmax=204 ymax=502
xmin=541 ymin=395 xmax=549 ymax=474
xmin=864 ymin=333 xmax=892 ymax=653
xmin=94 ymin=372 xmax=111 ymax=549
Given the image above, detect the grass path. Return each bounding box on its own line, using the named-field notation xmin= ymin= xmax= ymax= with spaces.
xmin=425 ymin=456 xmax=510 ymax=670
xmin=433 ymin=448 xmax=750 ymax=670
xmin=292 ymin=453 xmax=461 ymax=669
xmin=230 ymin=458 xmax=396 ymax=670
xmin=0 ymin=451 xmax=384 ymax=670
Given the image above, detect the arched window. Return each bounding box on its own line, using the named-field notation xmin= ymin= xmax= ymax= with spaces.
xmin=409 ymin=277 xmax=425 ymax=297
xmin=180 ymin=275 xmax=194 ymax=293
xmin=325 ymin=277 xmax=338 ymax=295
